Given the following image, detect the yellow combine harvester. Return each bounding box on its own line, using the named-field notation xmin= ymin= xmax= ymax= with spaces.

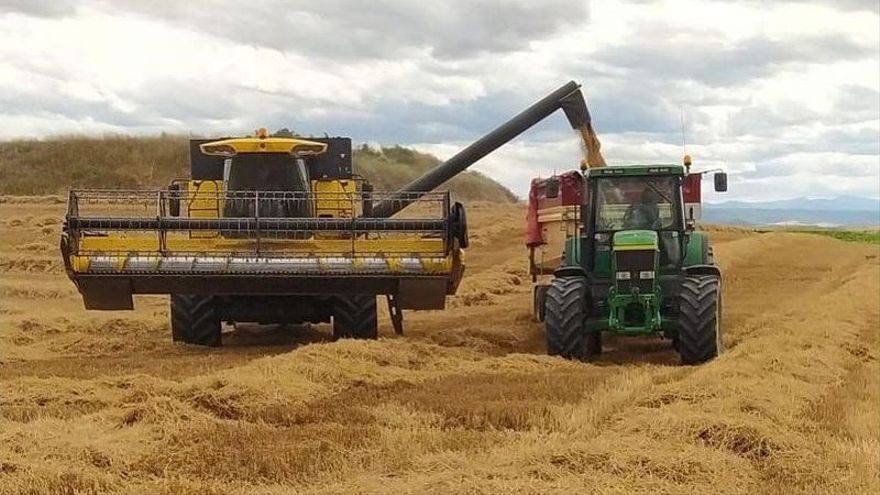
xmin=61 ymin=80 xmax=601 ymax=346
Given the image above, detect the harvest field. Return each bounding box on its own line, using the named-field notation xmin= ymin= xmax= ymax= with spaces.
xmin=1 ymin=198 xmax=878 ymax=494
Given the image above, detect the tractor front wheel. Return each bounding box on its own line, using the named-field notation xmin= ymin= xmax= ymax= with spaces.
xmin=333 ymin=295 xmax=378 ymax=340
xmin=545 ymin=277 xmax=597 ymax=359
xmin=170 ymin=294 xmax=222 ymax=347
xmin=677 ymin=276 xmax=722 ymax=364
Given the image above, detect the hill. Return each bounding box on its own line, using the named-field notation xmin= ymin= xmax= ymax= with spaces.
xmin=0 ymin=135 xmax=516 ymax=203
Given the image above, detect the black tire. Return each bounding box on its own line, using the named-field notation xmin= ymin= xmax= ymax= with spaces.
xmin=533 ymin=285 xmax=549 ymax=322
xmin=449 ymin=202 xmax=469 ymax=249
xmin=678 ymin=276 xmax=722 ymax=365
xmin=545 ymin=277 xmax=597 ymax=359
xmin=333 ymin=295 xmax=378 ymax=340
xmin=170 ymin=294 xmax=222 ymax=347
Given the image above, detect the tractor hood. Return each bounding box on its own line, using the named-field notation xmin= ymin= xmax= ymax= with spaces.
xmin=612 ymin=230 xmax=658 ymax=251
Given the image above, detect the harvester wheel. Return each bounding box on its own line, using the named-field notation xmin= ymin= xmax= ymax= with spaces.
xmin=170 ymin=294 xmax=222 ymax=347
xmin=333 ymin=295 xmax=378 ymax=340
xmin=544 ymin=277 xmax=592 ymax=359
xmin=678 ymin=276 xmax=722 ymax=365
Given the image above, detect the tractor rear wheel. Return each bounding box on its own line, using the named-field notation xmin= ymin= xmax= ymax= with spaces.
xmin=545 ymin=277 xmax=595 ymax=359
xmin=677 ymin=276 xmax=722 ymax=364
xmin=333 ymin=295 xmax=378 ymax=340
xmin=170 ymin=294 xmax=222 ymax=347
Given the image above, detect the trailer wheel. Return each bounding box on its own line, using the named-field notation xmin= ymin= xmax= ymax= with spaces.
xmin=584 ymin=326 xmax=602 ymax=358
xmin=544 ymin=277 xmax=591 ymax=359
xmin=170 ymin=294 xmax=222 ymax=347
xmin=533 ymin=284 xmax=549 ymax=322
xmin=333 ymin=295 xmax=378 ymax=340
xmin=678 ymin=276 xmax=722 ymax=365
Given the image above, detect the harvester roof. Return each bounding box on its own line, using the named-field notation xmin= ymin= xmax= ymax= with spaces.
xmin=587 ymin=164 xmax=684 ymax=177
xmin=200 ymin=136 xmax=328 ymax=157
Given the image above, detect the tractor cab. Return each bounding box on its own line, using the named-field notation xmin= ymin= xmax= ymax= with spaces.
xmin=584 ymin=166 xmax=689 ymax=277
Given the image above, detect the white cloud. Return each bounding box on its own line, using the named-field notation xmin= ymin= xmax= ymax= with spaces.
xmin=0 ymin=0 xmax=877 ymax=201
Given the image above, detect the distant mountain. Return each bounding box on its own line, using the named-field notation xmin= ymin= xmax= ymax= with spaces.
xmin=706 ymin=196 xmax=880 ymax=212
xmin=703 ymin=197 xmax=880 ymax=227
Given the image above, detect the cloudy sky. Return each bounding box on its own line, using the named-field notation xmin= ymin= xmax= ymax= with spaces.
xmin=1 ymin=0 xmax=878 ymax=201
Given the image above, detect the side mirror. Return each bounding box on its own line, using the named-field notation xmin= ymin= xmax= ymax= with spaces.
xmin=545 ymin=176 xmax=560 ymax=199
xmin=714 ymin=172 xmax=728 ymax=192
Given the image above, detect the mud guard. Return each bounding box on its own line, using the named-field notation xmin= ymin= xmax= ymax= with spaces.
xmin=553 ymin=265 xmax=587 ymax=278
xmin=684 ymin=264 xmax=722 ymax=278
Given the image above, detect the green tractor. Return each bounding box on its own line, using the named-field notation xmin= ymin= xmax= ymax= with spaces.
xmin=527 ymin=160 xmax=728 ymax=364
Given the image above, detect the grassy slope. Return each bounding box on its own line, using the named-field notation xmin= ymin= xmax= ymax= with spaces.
xmin=796 ymin=229 xmax=880 ymax=244
xmin=0 ymin=135 xmax=516 ymax=202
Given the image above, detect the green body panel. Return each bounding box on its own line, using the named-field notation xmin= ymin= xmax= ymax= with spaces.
xmin=592 ymin=248 xmax=612 ymax=278
xmin=563 ymin=236 xmax=581 ymax=267
xmin=683 ymin=231 xmax=708 ymax=266
xmin=612 ymin=230 xmax=658 ymax=250
xmin=606 ymin=230 xmax=661 ymax=334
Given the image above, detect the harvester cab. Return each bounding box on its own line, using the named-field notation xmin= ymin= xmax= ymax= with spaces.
xmin=61 ymin=81 xmax=603 ymax=346
xmin=528 ymin=158 xmax=729 ymax=364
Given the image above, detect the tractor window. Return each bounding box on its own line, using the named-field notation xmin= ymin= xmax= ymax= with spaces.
xmin=595 ymin=177 xmax=678 ymax=231
xmin=226 ymin=153 xmax=309 ymax=192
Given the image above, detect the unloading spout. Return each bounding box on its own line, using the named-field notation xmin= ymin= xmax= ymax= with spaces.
xmin=371 ymin=80 xmax=604 ymax=218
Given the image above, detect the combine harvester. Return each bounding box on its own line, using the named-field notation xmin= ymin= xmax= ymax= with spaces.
xmin=61 ymin=81 xmax=602 ymax=346
xmin=528 ymin=140 xmax=729 ymax=363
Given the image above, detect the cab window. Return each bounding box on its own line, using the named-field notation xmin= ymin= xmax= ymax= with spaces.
xmin=595 ymin=177 xmax=678 ymax=231
xmin=226 ymin=153 xmax=308 ymax=192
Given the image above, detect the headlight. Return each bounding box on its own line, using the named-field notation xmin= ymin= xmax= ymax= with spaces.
xmin=616 ymin=271 xmax=631 ymax=280
xmin=639 ymin=271 xmax=655 ymax=280
xmin=201 ymin=144 xmax=237 ymax=156
xmin=291 ymin=143 xmax=327 ymax=157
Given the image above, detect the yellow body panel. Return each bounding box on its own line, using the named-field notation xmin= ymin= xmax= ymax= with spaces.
xmin=614 ymin=244 xmax=659 ymax=252
xmin=75 ymin=235 xmax=446 ymax=255
xmin=186 ymin=180 xmax=223 ymax=238
xmin=312 ymin=179 xmax=358 ymax=219
xmin=200 ymin=137 xmax=328 ymax=156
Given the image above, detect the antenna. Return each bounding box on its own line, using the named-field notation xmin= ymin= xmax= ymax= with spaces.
xmin=680 ymin=106 xmax=687 ymax=154
xmin=680 ymin=106 xmax=692 ymax=173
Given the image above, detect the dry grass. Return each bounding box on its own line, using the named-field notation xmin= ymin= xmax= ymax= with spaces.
xmin=0 ymin=201 xmax=878 ymax=494
xmin=0 ymin=135 xmax=516 ymax=202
